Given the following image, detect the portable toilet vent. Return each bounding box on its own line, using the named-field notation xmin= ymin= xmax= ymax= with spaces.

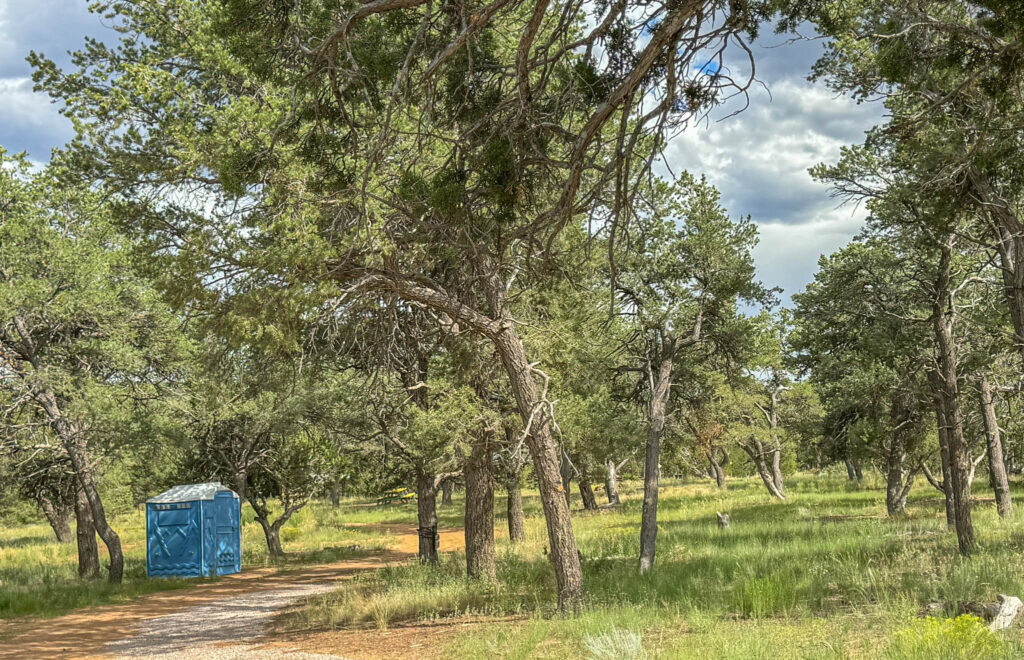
xmin=146 ymin=482 xmax=241 ymax=578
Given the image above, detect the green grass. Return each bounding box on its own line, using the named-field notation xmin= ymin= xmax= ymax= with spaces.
xmin=5 ymin=475 xmax=1024 ymax=657
xmin=0 ymin=499 xmax=394 ymax=620
xmin=276 ymin=474 xmax=1024 ymax=658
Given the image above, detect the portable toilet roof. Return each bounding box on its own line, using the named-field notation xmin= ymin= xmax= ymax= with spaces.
xmin=148 ymin=482 xmax=234 ymax=503
xmin=146 ymin=482 xmax=241 ymax=578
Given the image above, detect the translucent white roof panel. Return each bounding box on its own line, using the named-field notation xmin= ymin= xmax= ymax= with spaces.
xmin=148 ymin=482 xmax=237 ymax=503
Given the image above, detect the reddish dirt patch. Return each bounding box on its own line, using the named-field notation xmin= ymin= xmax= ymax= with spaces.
xmin=0 ymin=525 xmax=464 ymax=659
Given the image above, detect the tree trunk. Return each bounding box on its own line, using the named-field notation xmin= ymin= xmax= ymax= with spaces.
xmin=885 ymin=391 xmax=915 ymax=517
xmin=639 ymin=349 xmax=673 ymax=574
xmin=605 ymin=458 xmax=621 ymax=505
xmin=441 ymin=479 xmax=453 ymax=506
xmin=507 ymin=474 xmax=525 ymax=543
xmin=579 ymin=480 xmax=598 ymax=510
xmin=932 ymin=237 xmax=976 ymax=555
xmin=885 ymin=446 xmax=909 ymax=516
xmin=365 ymin=271 xmax=583 ymax=610
xmin=256 ymin=514 xmax=285 ymax=557
xmin=979 ymin=375 xmax=1014 ymax=518
xmin=464 ymin=430 xmax=496 ymax=582
xmin=329 ymin=485 xmax=341 ymax=507
xmin=39 ymin=493 xmax=73 ymax=544
xmin=493 ymin=324 xmax=582 ymax=610
xmin=63 ymin=433 xmax=124 ymax=582
xmin=559 ymin=454 xmax=572 ymax=508
xmin=845 ymin=457 xmax=857 ymax=481
xmin=933 ymin=404 xmax=957 ymax=527
xmin=74 ymin=483 xmax=100 ymax=579
xmin=708 ymin=450 xmax=726 ymax=489
xmin=970 ymin=170 xmax=1024 ymax=370
xmin=416 ymin=471 xmax=440 ymax=564
xmin=743 ymin=439 xmax=786 ymax=499
xmin=770 ymin=445 xmax=785 ymax=497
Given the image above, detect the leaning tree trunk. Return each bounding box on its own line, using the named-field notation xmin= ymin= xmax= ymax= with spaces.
xmin=970 ymin=171 xmax=1024 ymax=371
xmin=708 ymin=449 xmax=726 ymax=489
xmin=464 ymin=429 xmax=496 ymax=582
xmin=74 ymin=483 xmax=100 ymax=578
xmin=932 ymin=238 xmax=976 ymax=555
xmin=494 ymin=323 xmax=582 ymax=609
xmin=416 ymin=471 xmax=440 ymax=564
xmin=605 ymin=458 xmax=621 ymax=505
xmin=39 ymin=493 xmax=73 ymax=544
xmin=370 ymin=272 xmax=583 ymax=610
xmin=845 ymin=457 xmax=857 ymax=481
xmin=979 ymin=375 xmax=1014 ymax=518
xmin=743 ymin=439 xmax=786 ymax=499
xmin=62 ymin=432 xmax=124 ymax=583
xmin=639 ymin=350 xmax=673 ymax=574
xmin=441 ymin=480 xmax=453 ymax=506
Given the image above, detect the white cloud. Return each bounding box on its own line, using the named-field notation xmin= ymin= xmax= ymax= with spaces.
xmin=660 ymin=53 xmax=884 ymax=303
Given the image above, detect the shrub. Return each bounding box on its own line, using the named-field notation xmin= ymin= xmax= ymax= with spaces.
xmin=884 ymin=615 xmax=1015 ymax=660
xmin=582 ymin=628 xmax=647 ymax=660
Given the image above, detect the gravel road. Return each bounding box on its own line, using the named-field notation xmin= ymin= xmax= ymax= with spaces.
xmin=105 ymin=582 xmax=347 ymax=659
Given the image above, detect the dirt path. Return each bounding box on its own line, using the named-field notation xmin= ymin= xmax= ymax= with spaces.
xmin=0 ymin=525 xmax=464 ymax=660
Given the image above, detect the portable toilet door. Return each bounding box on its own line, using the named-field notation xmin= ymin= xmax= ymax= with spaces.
xmin=147 ymin=498 xmax=204 ymax=578
xmin=213 ymin=490 xmax=241 ymax=575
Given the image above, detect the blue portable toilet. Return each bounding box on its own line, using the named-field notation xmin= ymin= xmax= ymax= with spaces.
xmin=146 ymin=482 xmax=241 ymax=578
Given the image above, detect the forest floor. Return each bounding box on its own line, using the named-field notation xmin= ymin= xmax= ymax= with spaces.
xmin=4 ymin=476 xmax=1024 ymax=658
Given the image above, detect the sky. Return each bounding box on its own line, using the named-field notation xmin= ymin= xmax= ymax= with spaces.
xmin=0 ymin=1 xmax=886 ymax=304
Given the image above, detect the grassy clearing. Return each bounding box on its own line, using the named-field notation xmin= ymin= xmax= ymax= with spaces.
xmin=278 ymin=475 xmax=1024 ymax=658
xmin=0 ymin=499 xmax=394 ymax=620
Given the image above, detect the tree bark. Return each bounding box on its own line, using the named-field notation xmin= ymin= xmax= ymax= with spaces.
xmin=256 ymin=514 xmax=285 ymax=557
xmin=970 ymin=170 xmax=1024 ymax=370
xmin=464 ymin=430 xmax=496 ymax=581
xmin=416 ymin=471 xmax=440 ymax=564
xmin=933 ymin=403 xmax=957 ymax=527
xmin=579 ymin=480 xmax=598 ymax=510
xmin=605 ymin=458 xmax=621 ymax=505
xmin=885 ymin=391 xmax=916 ymax=517
xmin=74 ymin=483 xmax=100 ymax=579
xmin=770 ymin=445 xmax=785 ymax=497
xmin=845 ymin=457 xmax=857 ymax=481
xmin=441 ymin=479 xmax=453 ymax=506
xmin=507 ymin=475 xmax=525 ymax=542
xmin=979 ymin=375 xmax=1013 ymax=518
xmin=39 ymin=493 xmax=73 ymax=544
xmin=559 ymin=454 xmax=573 ymax=508
xmin=932 ymin=237 xmax=976 ymax=555
xmin=708 ymin=450 xmax=726 ymax=489
xmin=63 ymin=433 xmax=124 ymax=582
xmin=639 ymin=348 xmax=673 ymax=574
xmin=742 ymin=439 xmax=786 ymax=499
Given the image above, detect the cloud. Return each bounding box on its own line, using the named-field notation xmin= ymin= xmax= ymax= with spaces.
xmin=0 ymin=77 xmax=72 ymax=159
xmin=0 ymin=0 xmax=102 ymax=77
xmin=661 ymin=30 xmax=885 ymax=303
